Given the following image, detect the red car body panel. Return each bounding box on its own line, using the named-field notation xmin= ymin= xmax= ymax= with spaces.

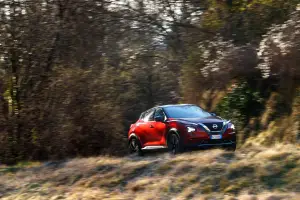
xmin=130 ymin=120 xmax=167 ymax=147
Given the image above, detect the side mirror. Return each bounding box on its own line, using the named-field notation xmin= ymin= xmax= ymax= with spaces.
xmin=211 ymin=113 xmax=216 ymax=117
xmin=154 ymin=116 xmax=164 ymax=122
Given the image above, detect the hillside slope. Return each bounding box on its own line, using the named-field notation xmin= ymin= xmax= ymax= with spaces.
xmin=0 ymin=145 xmax=299 ymax=200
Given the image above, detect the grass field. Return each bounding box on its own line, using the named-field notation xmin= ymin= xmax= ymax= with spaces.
xmin=0 ymin=144 xmax=299 ymax=200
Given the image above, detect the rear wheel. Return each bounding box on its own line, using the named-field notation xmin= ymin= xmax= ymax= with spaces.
xmin=167 ymin=133 xmax=183 ymax=155
xmin=129 ymin=138 xmax=144 ymax=156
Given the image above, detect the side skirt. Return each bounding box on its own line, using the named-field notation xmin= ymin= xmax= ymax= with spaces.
xmin=141 ymin=146 xmax=168 ymax=150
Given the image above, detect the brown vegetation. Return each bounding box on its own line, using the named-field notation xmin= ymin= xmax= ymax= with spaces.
xmin=0 ymin=1 xmax=299 ymax=164
xmin=0 ymin=145 xmax=299 ymax=199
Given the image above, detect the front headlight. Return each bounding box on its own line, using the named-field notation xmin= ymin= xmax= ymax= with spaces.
xmin=187 ymin=126 xmax=196 ymax=133
xmin=228 ymin=123 xmax=235 ymax=130
xmin=227 ymin=123 xmax=236 ymax=134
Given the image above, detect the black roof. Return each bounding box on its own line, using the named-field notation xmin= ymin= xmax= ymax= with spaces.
xmin=141 ymin=104 xmax=197 ymax=115
xmin=157 ymin=104 xmax=196 ymax=108
xmin=139 ymin=104 xmax=199 ymax=119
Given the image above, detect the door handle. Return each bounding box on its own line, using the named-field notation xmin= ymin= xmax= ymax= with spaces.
xmin=150 ymin=124 xmax=154 ymax=128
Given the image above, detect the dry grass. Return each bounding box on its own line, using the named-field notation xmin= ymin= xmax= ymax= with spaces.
xmin=0 ymin=145 xmax=299 ymax=200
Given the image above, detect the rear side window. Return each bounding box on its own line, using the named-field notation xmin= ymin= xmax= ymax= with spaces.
xmin=143 ymin=109 xmax=155 ymax=122
xmin=139 ymin=112 xmax=145 ymax=119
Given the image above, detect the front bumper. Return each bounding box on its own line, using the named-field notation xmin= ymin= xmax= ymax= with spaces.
xmin=184 ymin=139 xmax=236 ymax=148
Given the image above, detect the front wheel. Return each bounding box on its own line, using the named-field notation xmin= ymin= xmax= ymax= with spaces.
xmin=167 ymin=133 xmax=183 ymax=155
xmin=129 ymin=138 xmax=144 ymax=156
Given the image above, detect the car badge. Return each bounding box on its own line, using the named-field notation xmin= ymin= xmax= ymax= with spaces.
xmin=212 ymin=124 xmax=218 ymax=129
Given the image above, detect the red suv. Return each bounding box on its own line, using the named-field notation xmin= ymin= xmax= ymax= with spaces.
xmin=128 ymin=104 xmax=236 ymax=155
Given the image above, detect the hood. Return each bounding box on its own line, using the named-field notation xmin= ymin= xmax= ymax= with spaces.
xmin=169 ymin=116 xmax=229 ymax=132
xmin=169 ymin=116 xmax=226 ymax=124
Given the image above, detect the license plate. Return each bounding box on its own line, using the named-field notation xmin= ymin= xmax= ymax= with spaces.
xmin=211 ymin=135 xmax=222 ymax=139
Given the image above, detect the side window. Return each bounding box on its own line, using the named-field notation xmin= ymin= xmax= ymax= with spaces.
xmin=143 ymin=109 xmax=155 ymax=122
xmin=154 ymin=108 xmax=166 ymax=120
xmin=139 ymin=112 xmax=145 ymax=120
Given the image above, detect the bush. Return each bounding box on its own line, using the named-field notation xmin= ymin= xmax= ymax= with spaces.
xmin=215 ymin=80 xmax=264 ymax=129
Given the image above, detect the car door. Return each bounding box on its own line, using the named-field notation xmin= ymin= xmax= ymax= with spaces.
xmin=151 ymin=108 xmax=167 ymax=145
xmin=141 ymin=109 xmax=157 ymax=146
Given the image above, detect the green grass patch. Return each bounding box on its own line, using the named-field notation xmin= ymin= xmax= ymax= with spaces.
xmin=156 ymin=163 xmax=173 ymax=174
xmin=27 ymin=183 xmax=41 ymax=189
xmin=227 ymin=164 xmax=255 ymax=179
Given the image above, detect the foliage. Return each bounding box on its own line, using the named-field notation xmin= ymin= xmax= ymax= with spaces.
xmin=211 ymin=0 xmax=300 ymax=43
xmin=0 ymin=0 xmax=299 ymax=163
xmin=215 ymin=81 xmax=264 ymax=129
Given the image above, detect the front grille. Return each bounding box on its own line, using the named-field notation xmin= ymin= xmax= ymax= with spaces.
xmin=202 ymin=122 xmax=223 ymax=132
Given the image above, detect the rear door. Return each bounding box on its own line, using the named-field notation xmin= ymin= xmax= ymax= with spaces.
xmin=140 ymin=108 xmax=167 ymax=146
xmin=142 ymin=109 xmax=157 ymax=146
xmin=135 ymin=109 xmax=153 ymax=146
xmin=152 ymin=108 xmax=167 ymax=145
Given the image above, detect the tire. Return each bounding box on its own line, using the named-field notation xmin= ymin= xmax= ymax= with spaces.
xmin=129 ymin=137 xmax=144 ymax=156
xmin=167 ymin=133 xmax=183 ymax=155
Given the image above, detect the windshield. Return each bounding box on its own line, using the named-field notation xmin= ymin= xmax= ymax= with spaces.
xmin=164 ymin=105 xmax=212 ymax=119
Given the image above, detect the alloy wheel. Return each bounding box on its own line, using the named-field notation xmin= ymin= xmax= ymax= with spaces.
xmin=130 ymin=138 xmax=139 ymax=152
xmin=169 ymin=134 xmax=179 ymax=154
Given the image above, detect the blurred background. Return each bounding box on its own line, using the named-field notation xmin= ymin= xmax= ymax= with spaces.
xmin=0 ymin=0 xmax=299 ymax=164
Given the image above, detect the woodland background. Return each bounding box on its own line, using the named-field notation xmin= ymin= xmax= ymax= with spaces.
xmin=0 ymin=0 xmax=299 ymax=164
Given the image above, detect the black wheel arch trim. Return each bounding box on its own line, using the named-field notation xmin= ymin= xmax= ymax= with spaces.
xmin=166 ymin=128 xmax=181 ymax=145
xmin=128 ymin=133 xmax=140 ymax=143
